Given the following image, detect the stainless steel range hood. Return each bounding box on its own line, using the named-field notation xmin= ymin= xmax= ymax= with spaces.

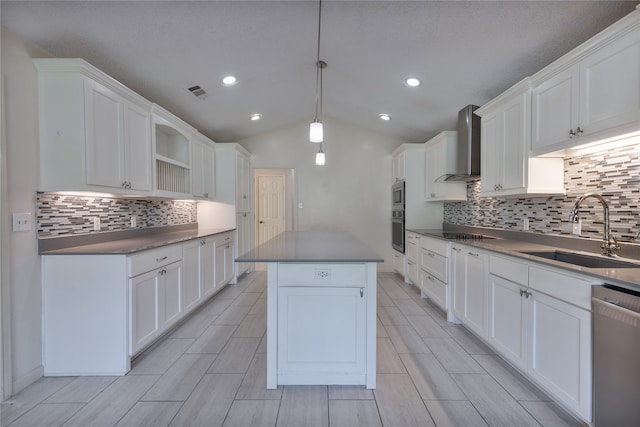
xmin=439 ymin=105 xmax=481 ymax=182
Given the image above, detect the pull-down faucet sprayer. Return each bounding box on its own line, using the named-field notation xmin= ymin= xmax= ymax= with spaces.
xmin=569 ymin=193 xmax=620 ymax=257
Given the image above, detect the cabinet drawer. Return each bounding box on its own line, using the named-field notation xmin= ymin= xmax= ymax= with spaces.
xmin=529 ymin=266 xmax=596 ymax=310
xmin=419 ymin=248 xmax=447 ymax=282
xmin=278 ymin=263 xmax=367 ymax=287
xmin=216 ymin=231 xmax=234 ymax=245
xmin=419 ymin=236 xmax=449 ymax=257
xmin=128 ymin=244 xmax=182 ymax=277
xmin=490 ymin=255 xmax=528 ymax=285
xmin=420 ymin=269 xmax=447 ymax=310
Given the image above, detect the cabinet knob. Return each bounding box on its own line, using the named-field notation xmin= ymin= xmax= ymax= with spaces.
xmin=569 ymin=128 xmax=576 ymax=139
xmin=576 ymin=126 xmax=583 ymax=137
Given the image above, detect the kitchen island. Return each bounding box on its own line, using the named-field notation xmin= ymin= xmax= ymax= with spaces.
xmin=236 ymin=231 xmax=383 ymax=389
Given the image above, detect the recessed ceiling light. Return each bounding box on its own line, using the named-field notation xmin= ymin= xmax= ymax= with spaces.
xmin=249 ymin=113 xmax=262 ymax=121
xmin=221 ymin=75 xmax=237 ymax=86
xmin=405 ymin=77 xmax=421 ymax=87
xmin=379 ymin=113 xmax=391 ymax=121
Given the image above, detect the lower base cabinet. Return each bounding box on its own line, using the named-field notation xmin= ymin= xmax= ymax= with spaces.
xmin=450 ymin=244 xmax=489 ymax=338
xmin=42 ymin=231 xmax=237 ymax=376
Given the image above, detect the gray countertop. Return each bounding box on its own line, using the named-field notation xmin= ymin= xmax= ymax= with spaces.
xmin=39 ymin=225 xmax=235 ymax=255
xmin=407 ymin=227 xmax=640 ymax=290
xmin=236 ymin=231 xmax=383 ymax=263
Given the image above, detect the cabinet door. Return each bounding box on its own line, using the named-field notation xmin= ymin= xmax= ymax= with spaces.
xmin=463 ymin=249 xmax=489 ymax=339
xmin=201 ymin=237 xmax=216 ymax=296
xmin=190 ymin=141 xmax=205 ymax=198
xmin=203 ymin=146 xmax=215 ymax=199
xmin=392 ymin=152 xmax=405 ymax=183
xmin=236 ymin=213 xmax=251 ymax=276
xmin=162 ymin=261 xmax=183 ymax=328
xmin=182 ymin=240 xmax=202 ymax=312
xmin=236 ymin=152 xmax=250 ymax=211
xmin=480 ymin=112 xmax=501 ymax=195
xmin=85 ymin=79 xmax=125 ymax=188
xmin=123 ymin=100 xmax=152 ymax=191
xmin=501 ymin=94 xmax=527 ymax=192
xmin=580 ymin=31 xmax=640 ymax=137
xmin=488 ymin=274 xmax=527 ymax=370
xmin=130 ymin=270 xmax=160 ymax=354
xmin=224 ymin=242 xmax=235 ymax=284
xmin=528 ymin=291 xmax=591 ymax=420
xmin=215 ymin=242 xmax=226 ymax=289
xmin=277 ymin=286 xmax=366 ymax=376
xmin=450 ymin=245 xmax=465 ymax=322
xmin=424 ymin=142 xmax=442 ymax=200
xmin=531 ymin=65 xmax=579 ymax=154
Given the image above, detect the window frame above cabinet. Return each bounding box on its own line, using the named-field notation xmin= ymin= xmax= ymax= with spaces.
xmin=530 ymin=10 xmax=640 ymax=156
xmin=476 ymin=78 xmax=565 ymax=198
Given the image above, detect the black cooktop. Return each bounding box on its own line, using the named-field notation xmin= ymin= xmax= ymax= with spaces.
xmin=410 ymin=229 xmax=496 ymax=241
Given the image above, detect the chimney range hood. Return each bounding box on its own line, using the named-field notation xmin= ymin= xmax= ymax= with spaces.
xmin=438 ymin=105 xmax=481 ymax=182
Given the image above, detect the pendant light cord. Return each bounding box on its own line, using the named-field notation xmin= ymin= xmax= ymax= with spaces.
xmin=314 ymin=0 xmax=322 ymax=121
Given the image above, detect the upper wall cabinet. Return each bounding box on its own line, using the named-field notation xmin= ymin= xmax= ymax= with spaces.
xmin=424 ymin=131 xmax=466 ymax=202
xmin=215 ymin=143 xmax=252 ymax=213
xmin=531 ymin=11 xmax=640 ymax=155
xmin=191 ymin=132 xmax=216 ymax=200
xmin=34 ymin=59 xmax=153 ymax=195
xmin=476 ymin=78 xmax=564 ymax=198
xmin=152 ymin=105 xmax=195 ymax=198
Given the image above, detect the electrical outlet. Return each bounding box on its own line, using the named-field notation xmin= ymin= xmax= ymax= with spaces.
xmin=572 ymin=220 xmax=582 ymax=236
xmin=523 ymin=217 xmax=529 ymax=231
xmin=130 ymin=216 xmax=137 ymax=228
xmin=93 ymin=217 xmax=101 ymax=231
xmin=12 ymin=212 xmax=32 ymax=232
xmin=314 ymin=269 xmax=330 ymax=280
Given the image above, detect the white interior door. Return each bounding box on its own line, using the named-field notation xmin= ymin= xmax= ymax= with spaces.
xmin=257 ymin=175 xmax=286 ymax=244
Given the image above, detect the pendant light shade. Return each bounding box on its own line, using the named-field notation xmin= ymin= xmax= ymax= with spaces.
xmin=315 ymin=146 xmax=326 ymax=165
xmin=310 ymin=120 xmax=323 ymax=143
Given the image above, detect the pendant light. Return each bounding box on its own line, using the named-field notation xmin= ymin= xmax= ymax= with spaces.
xmin=310 ymin=0 xmax=326 ymax=144
xmin=315 ymin=145 xmax=325 ymax=165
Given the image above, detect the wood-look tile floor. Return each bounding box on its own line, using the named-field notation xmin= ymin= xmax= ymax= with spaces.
xmin=1 ymin=272 xmax=585 ymax=427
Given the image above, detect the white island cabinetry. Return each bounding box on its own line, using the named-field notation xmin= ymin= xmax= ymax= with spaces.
xmin=237 ymin=231 xmax=382 ymax=389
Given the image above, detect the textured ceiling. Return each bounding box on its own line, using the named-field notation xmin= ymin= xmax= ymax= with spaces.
xmin=2 ymin=1 xmax=638 ymax=143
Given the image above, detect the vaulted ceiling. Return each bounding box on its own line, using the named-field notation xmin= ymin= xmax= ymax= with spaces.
xmin=2 ymin=1 xmax=637 ymax=143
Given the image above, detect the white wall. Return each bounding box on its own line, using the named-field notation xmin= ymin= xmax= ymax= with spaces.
xmin=1 ymin=28 xmax=53 ymax=394
xmin=239 ymin=117 xmax=404 ymax=272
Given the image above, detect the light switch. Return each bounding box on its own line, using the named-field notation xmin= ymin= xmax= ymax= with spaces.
xmin=12 ymin=212 xmax=32 ymax=232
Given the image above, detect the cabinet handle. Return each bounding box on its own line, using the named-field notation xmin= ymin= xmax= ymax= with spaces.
xmin=156 ymin=256 xmax=168 ymax=262
xmin=200 ymin=240 xmax=206 ymax=246
xmin=226 ymin=244 xmax=230 ymax=249
xmin=122 ymin=181 xmax=127 ymax=188
xmin=569 ymin=128 xmax=576 ymax=139
xmin=360 ymin=288 xmax=364 ymax=298
xmin=428 ymin=275 xmax=434 ymax=281
xmin=468 ymin=251 xmax=479 ymax=257
xmin=427 ymin=252 xmax=435 ymax=257
xmin=576 ymin=126 xmax=583 ymax=137
xmin=526 ymin=290 xmax=532 ymax=298
xmin=520 ymin=289 xmax=525 ymax=297
xmin=452 ymin=247 xmax=461 ymax=252
xmin=243 ymin=195 xmax=247 ymax=199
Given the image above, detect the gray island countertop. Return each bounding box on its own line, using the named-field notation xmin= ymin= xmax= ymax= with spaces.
xmin=236 ymin=231 xmax=383 ymax=263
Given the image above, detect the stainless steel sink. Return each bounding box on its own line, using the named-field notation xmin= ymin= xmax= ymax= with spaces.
xmin=520 ymin=250 xmax=640 ymax=269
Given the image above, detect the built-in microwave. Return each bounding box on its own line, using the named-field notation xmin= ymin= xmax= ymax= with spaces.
xmin=392 ymin=180 xmax=405 ymax=208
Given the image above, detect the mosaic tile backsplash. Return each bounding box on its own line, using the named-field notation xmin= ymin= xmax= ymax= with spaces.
xmin=37 ymin=193 xmax=197 ymax=237
xmin=444 ymin=144 xmax=640 ymax=243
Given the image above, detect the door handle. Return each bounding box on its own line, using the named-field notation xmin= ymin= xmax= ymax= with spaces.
xmin=259 ymin=221 xmax=264 ymax=224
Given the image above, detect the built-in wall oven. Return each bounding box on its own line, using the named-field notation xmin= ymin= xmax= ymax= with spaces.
xmin=392 ymin=181 xmax=405 ymax=253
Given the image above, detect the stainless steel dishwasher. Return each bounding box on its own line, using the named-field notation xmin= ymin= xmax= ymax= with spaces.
xmin=592 ymin=284 xmax=640 ymax=425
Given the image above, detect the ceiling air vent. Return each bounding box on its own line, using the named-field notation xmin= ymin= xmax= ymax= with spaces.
xmin=187 ymin=85 xmax=207 ymax=98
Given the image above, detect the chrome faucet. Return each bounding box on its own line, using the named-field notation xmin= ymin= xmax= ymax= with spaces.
xmin=569 ymin=193 xmax=620 ymax=256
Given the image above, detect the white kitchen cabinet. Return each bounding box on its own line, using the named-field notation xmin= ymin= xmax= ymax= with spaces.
xmin=34 ymin=58 xmax=153 ymax=195
xmin=477 ymin=78 xmax=564 ymax=198
xmin=392 ymin=150 xmax=406 ymax=183
xmin=191 ymin=132 xmax=216 ymax=200
xmin=450 ymin=243 xmax=488 ymax=338
xmin=215 ymin=232 xmax=236 ymax=288
xmin=417 ymin=236 xmax=452 ymax=314
xmin=487 ymin=255 xmax=529 ymax=371
xmin=392 ymin=144 xmax=442 ymax=230
xmin=182 ymin=236 xmax=218 ymax=314
xmin=130 ymin=260 xmax=183 ymax=354
xmin=531 ymin=12 xmax=640 ymax=155
xmin=424 ymin=131 xmax=466 ymax=202
xmin=236 ymin=212 xmax=252 ymax=276
xmin=152 ymin=105 xmax=195 ymax=197
xmin=405 ymin=232 xmax=419 ymax=284
xmin=216 ymin=143 xmax=253 ymax=278
xmin=277 ymin=286 xmax=366 ymax=381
